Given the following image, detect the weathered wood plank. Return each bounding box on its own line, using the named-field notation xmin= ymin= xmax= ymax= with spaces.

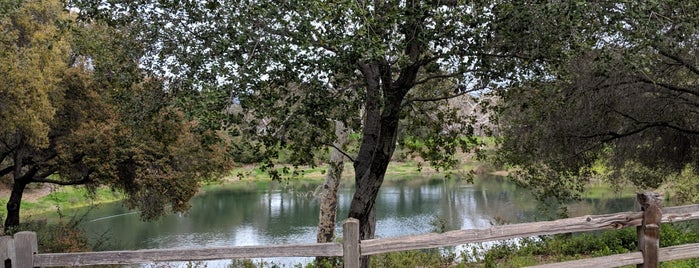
xmin=24 ymin=204 xmax=699 ymax=267
xmin=342 ymin=218 xmax=360 ymax=268
xmin=34 ymin=243 xmax=342 ymax=267
xmin=362 ymin=210 xmax=644 ymax=255
xmin=14 ymin=231 xmax=38 ymax=268
xmin=637 ymin=192 xmax=661 ymax=268
xmin=361 ymin=205 xmax=699 ymax=256
xmin=529 ymin=252 xmax=644 ymax=268
xmin=528 ymin=243 xmax=699 ymax=268
xmin=658 ymin=243 xmax=699 ymax=262
xmin=529 ymin=252 xmax=643 ymax=268
xmin=0 ymin=236 xmax=15 ymax=268
xmin=662 ymin=204 xmax=699 ymax=222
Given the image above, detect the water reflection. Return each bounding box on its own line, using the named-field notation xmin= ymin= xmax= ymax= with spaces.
xmin=66 ymin=175 xmax=635 ymax=266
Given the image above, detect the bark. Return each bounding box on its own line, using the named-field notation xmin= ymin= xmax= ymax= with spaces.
xmin=349 ymin=61 xmax=410 ymax=268
xmin=315 ymin=121 xmax=348 ymax=265
xmin=4 ymin=180 xmax=28 ymax=232
xmin=5 ymin=144 xmax=29 ymax=232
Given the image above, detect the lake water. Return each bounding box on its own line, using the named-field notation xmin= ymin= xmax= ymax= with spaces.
xmin=68 ymin=174 xmax=636 ymax=267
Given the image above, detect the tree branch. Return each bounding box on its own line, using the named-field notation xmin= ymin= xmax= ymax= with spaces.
xmin=403 ymin=90 xmax=470 ymax=105
xmin=401 ymin=84 xmax=485 ymax=107
xmin=252 ymin=19 xmax=337 ymax=54
xmin=0 ymin=166 xmax=13 ymax=177
xmin=636 ymin=76 xmax=699 ymax=97
xmin=324 ymin=143 xmax=356 ymax=163
xmin=0 ymin=150 xmax=10 ymax=166
xmin=655 ymin=47 xmax=699 ymax=76
xmin=413 ymin=72 xmax=468 ymax=86
xmin=577 ymin=122 xmax=699 ymax=143
xmin=31 ymin=177 xmax=90 ymax=186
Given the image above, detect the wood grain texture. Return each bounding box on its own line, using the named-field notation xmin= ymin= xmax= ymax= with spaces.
xmin=658 ymin=243 xmax=699 ymax=262
xmin=14 ymin=231 xmax=37 ymax=268
xmin=527 ymin=243 xmax=699 ymax=268
xmin=662 ymin=204 xmax=699 ymax=222
xmin=529 ymin=251 xmax=644 ymax=268
xmin=0 ymin=236 xmax=15 ymax=268
xmin=34 ymin=243 xmax=342 ymax=267
xmin=342 ymin=218 xmax=360 ymax=268
xmin=361 ymin=205 xmax=699 ymax=255
xmin=362 ymin=210 xmax=644 ymax=255
xmin=637 ymin=192 xmax=661 ymax=268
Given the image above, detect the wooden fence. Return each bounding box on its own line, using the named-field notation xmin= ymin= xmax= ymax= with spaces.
xmin=2 ymin=192 xmax=699 ymax=268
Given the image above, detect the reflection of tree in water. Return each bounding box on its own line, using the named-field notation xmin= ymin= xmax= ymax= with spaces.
xmin=76 ymin=175 xmax=638 ymax=251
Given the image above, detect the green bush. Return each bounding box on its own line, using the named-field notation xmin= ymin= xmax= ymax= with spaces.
xmin=14 ymin=217 xmax=90 ymax=253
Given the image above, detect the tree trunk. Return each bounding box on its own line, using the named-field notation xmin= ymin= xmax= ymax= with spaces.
xmin=349 ymin=61 xmax=409 ymax=268
xmin=5 ymin=142 xmax=29 ymax=233
xmin=315 ymin=121 xmax=348 ymax=265
xmin=4 ymin=181 xmax=27 ymax=233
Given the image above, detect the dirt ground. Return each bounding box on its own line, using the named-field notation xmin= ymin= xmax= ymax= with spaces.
xmin=0 ymin=183 xmax=53 ymax=202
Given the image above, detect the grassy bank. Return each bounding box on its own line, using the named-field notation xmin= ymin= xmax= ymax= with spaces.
xmin=4 ymin=159 xmax=483 ymax=218
xmin=0 ymin=186 xmax=124 ymax=219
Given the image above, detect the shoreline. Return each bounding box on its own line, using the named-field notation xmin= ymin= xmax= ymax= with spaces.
xmin=8 ymin=160 xmax=490 ymax=218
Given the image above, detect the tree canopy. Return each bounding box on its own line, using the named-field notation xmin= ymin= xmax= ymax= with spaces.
xmin=66 ymin=1 xmax=699 ymax=265
xmin=70 ymin=1 xmax=572 ymax=258
xmin=0 ymin=0 xmax=230 ymax=231
xmin=494 ymin=1 xmax=699 ymax=202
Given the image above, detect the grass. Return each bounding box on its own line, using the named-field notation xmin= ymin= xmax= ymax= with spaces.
xmin=6 ymin=158 xmax=483 ymax=218
xmin=0 ymin=186 xmax=123 ymax=219
xmin=582 ymin=182 xmax=636 ymax=199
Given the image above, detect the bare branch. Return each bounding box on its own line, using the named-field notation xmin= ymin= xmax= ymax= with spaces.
xmin=577 ymin=122 xmax=699 ymax=143
xmin=0 ymin=166 xmax=13 ymax=177
xmin=31 ymin=177 xmax=90 ymax=186
xmin=324 ymin=143 xmax=356 ymax=163
xmin=636 ymin=76 xmax=699 ymax=97
xmin=402 ymin=84 xmax=486 ymax=107
xmin=655 ymin=47 xmax=699 ymax=76
xmin=413 ymin=72 xmax=466 ymax=86
xmin=403 ymin=90 xmax=470 ymax=105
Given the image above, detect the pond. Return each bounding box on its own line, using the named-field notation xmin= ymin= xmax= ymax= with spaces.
xmin=67 ymin=174 xmax=636 ymax=267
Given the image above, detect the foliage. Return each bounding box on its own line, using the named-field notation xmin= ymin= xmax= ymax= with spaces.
xmin=0 ymin=0 xmax=231 ymax=230
xmin=662 ymin=165 xmax=699 ymax=205
xmin=371 ymin=249 xmax=462 ymax=268
xmin=68 ymin=1 xmax=697 ymax=266
xmin=0 ymin=0 xmax=69 ymax=148
xmin=494 ymin=1 xmax=699 ymax=202
xmin=68 ymin=3 xmax=562 ymax=253
xmin=11 ymin=215 xmax=92 ymax=253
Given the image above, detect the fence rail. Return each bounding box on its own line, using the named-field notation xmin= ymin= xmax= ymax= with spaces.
xmin=2 ymin=193 xmax=699 ymax=268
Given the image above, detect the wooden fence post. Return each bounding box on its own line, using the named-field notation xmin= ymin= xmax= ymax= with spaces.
xmin=343 ymin=218 xmax=360 ymax=268
xmin=13 ymin=232 xmax=37 ymax=268
xmin=0 ymin=236 xmax=15 ymax=268
xmin=637 ymin=192 xmax=661 ymax=268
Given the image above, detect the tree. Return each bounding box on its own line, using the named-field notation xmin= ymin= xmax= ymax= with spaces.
xmin=71 ymin=1 xmax=585 ymax=266
xmin=0 ymin=0 xmax=229 ymax=231
xmin=494 ymin=1 xmax=699 ymax=203
xmin=315 ymin=120 xmax=348 ymax=265
xmin=1 ymin=0 xmax=72 ymax=230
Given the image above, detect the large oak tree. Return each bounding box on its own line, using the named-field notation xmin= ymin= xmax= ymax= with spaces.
xmin=72 ymin=1 xmax=589 ymax=266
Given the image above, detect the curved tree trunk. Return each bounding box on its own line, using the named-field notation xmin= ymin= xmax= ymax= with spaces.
xmin=5 ymin=144 xmax=30 ymax=233
xmin=349 ymin=61 xmax=410 ymax=268
xmin=4 ymin=181 xmax=28 ymax=232
xmin=315 ymin=121 xmax=348 ymax=265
